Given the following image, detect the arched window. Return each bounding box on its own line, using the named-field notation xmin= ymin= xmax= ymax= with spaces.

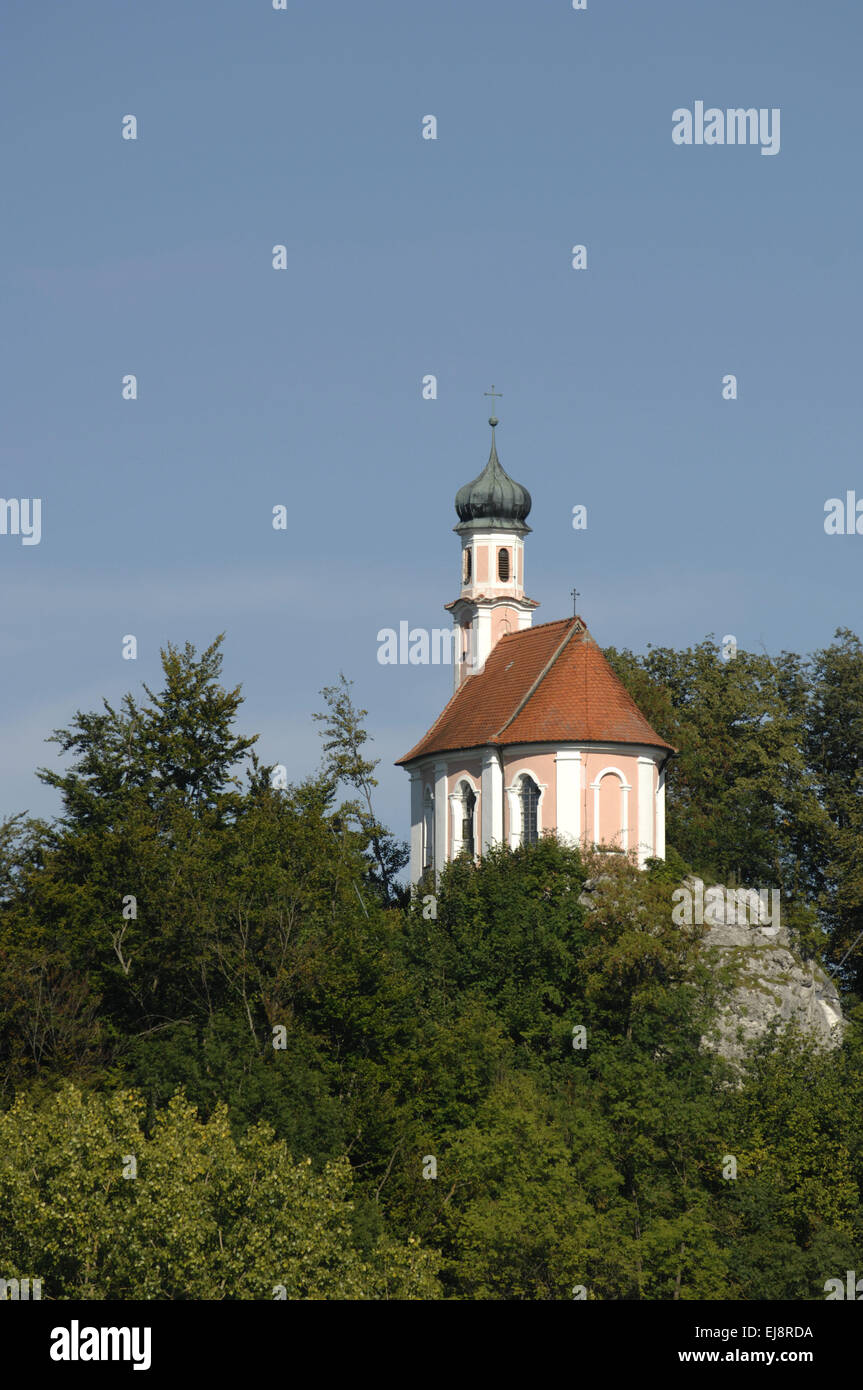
xmin=463 ymin=547 xmax=472 ymax=582
xmin=498 ymin=547 xmax=510 ymax=582
xmin=520 ymin=776 xmax=540 ymax=845
xmin=456 ymin=782 xmax=476 ymax=859
xmin=423 ymin=788 xmax=434 ymax=870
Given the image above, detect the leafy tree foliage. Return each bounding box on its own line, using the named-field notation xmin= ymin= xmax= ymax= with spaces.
xmin=313 ymin=674 xmax=408 ymax=907
xmin=606 ymin=632 xmax=863 ymax=981
xmin=0 ymin=632 xmax=861 ymax=1299
xmin=38 ymin=636 xmax=258 ymax=825
xmin=0 ymin=1085 xmax=439 ymax=1299
xmin=805 ymin=630 xmax=863 ymax=988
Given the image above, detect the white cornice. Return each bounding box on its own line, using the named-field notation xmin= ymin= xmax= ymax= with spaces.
xmin=399 ymin=740 xmax=667 ymax=771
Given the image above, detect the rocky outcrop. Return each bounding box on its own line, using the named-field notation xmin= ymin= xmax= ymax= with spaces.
xmin=577 ymin=871 xmax=847 ymax=1070
xmin=688 ymin=878 xmax=846 ymax=1067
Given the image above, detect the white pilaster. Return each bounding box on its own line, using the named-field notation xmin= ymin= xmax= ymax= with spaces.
xmin=453 ymin=619 xmax=474 ymax=692
xmin=481 ymin=748 xmax=503 ymax=854
xmin=409 ymin=770 xmax=423 ymax=887
xmin=554 ymin=749 xmax=582 ymax=846
xmin=505 ymin=785 xmax=520 ymax=848
xmin=655 ymin=763 xmax=667 ymax=860
xmin=516 ymin=608 xmax=533 ymax=631
xmin=434 ymin=761 xmax=448 ymax=880
xmin=449 ymin=792 xmax=463 ymax=857
xmin=636 ymin=756 xmax=655 ymax=867
xmin=474 ymin=608 xmax=493 ymax=672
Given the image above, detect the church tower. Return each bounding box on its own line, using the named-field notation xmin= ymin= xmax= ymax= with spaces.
xmin=446 ymin=403 xmax=539 ymax=688
xmin=397 ymin=397 xmax=673 ymax=887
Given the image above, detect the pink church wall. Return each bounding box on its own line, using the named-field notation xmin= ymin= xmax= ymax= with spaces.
xmin=475 ymin=545 xmax=489 ymax=583
xmin=412 ymin=746 xmax=659 ymax=869
xmin=491 ymin=606 xmax=520 ymax=646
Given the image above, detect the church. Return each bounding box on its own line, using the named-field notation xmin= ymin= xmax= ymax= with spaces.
xmin=396 ymin=406 xmax=674 ymax=887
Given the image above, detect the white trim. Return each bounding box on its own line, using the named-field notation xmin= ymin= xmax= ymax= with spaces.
xmin=462 ymin=542 xmax=472 ymax=586
xmin=448 ymin=595 xmax=534 ymax=614
xmin=453 ymin=771 xmax=479 ymax=794
xmin=589 ymin=766 xmax=631 ymax=852
xmin=590 ymin=765 xmax=632 ymax=786
xmin=403 ymin=741 xmax=669 ymax=773
xmin=508 ymin=740 xmax=667 ymax=760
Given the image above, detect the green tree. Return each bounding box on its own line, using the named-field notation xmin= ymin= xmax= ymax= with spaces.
xmin=39 ymin=636 xmax=258 ymax=827
xmin=718 ymin=1024 xmax=863 ymax=1298
xmin=313 ymin=674 xmax=408 ymax=907
xmin=806 ymin=629 xmax=863 ymax=989
xmin=0 ymin=1084 xmax=440 ymax=1299
xmin=606 ymin=638 xmax=826 ymax=952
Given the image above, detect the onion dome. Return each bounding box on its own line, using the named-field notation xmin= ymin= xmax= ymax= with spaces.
xmin=454 ymin=414 xmax=532 ymax=534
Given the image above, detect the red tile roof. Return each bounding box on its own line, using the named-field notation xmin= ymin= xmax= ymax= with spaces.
xmin=396 ymin=616 xmax=674 ymax=764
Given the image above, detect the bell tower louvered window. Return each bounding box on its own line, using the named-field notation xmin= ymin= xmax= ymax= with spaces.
xmin=498 ymin=547 xmax=510 ymax=582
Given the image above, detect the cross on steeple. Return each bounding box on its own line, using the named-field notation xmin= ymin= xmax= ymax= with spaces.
xmin=571 ymin=587 xmax=580 ymax=616
xmin=484 ymin=384 xmax=502 ymax=424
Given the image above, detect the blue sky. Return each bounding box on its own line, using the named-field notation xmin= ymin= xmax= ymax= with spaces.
xmin=2 ymin=0 xmax=861 ymax=839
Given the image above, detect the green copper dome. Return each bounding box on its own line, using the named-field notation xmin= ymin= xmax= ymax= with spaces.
xmin=454 ymin=419 xmax=532 ymax=534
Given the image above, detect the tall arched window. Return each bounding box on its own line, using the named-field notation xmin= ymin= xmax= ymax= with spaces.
xmin=498 ymin=547 xmax=510 ymax=582
xmin=520 ymin=776 xmax=540 ymax=845
xmin=457 ymin=782 xmax=476 ymax=859
xmin=423 ymin=788 xmax=434 ymax=870
xmin=463 ymin=547 xmax=472 ymax=582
